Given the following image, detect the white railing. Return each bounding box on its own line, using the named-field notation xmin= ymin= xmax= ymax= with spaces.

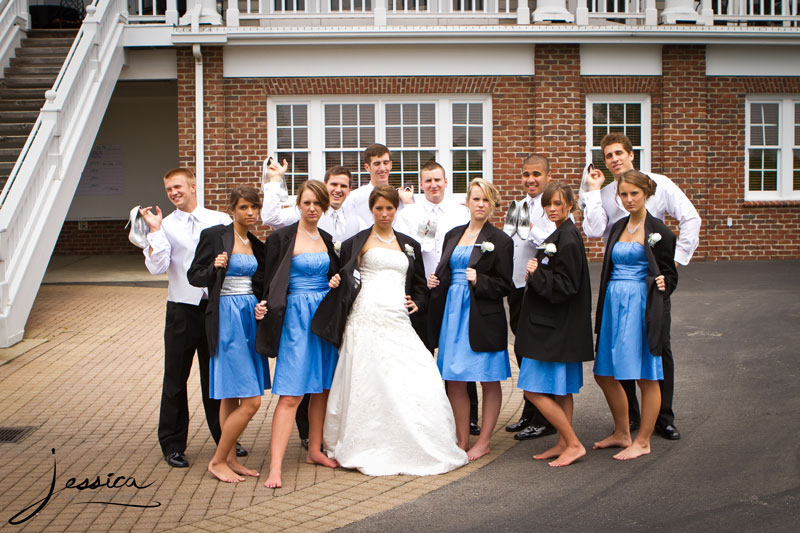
xmin=124 ymin=0 xmax=800 ymax=25
xmin=0 ymin=0 xmax=127 ymax=347
xmin=0 ymin=0 xmax=28 ymax=73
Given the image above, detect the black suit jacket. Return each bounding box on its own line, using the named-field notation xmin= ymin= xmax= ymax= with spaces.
xmin=595 ymin=212 xmax=678 ymax=357
xmin=310 ymin=227 xmax=427 ymax=348
xmin=514 ymin=219 xmax=593 ymax=363
xmin=427 ymin=222 xmax=514 ymax=353
xmin=187 ymin=223 xmax=265 ymax=357
xmin=254 ymin=222 xmax=338 ymax=357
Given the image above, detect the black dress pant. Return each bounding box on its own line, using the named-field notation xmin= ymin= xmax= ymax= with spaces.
xmin=622 ymin=297 xmax=675 ymax=427
xmin=158 ymin=301 xmax=222 ymax=456
xmin=295 ymin=394 xmax=310 ymax=440
xmin=508 ymin=287 xmax=550 ymax=427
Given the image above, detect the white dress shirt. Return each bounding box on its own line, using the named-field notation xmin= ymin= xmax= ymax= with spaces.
xmin=260 ymin=181 xmax=360 ymax=242
xmin=511 ymin=193 xmax=558 ymax=288
xmin=579 ymin=172 xmax=701 ymax=265
xmin=143 ymin=206 xmax=231 ymax=304
xmin=394 ymin=196 xmax=469 ymax=277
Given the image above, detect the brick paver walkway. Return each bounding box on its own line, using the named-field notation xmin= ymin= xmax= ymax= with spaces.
xmin=0 ymin=285 xmax=525 ymax=532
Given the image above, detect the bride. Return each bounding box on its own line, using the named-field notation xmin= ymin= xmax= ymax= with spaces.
xmin=311 ymin=185 xmax=468 ymax=476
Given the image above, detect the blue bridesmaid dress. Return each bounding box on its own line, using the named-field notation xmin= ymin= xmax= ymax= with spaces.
xmin=437 ymin=245 xmax=511 ymax=382
xmin=517 ymin=358 xmax=583 ymax=396
xmin=211 ymin=253 xmax=270 ymax=399
xmin=594 ymin=241 xmax=663 ymax=381
xmin=272 ymin=252 xmax=339 ymax=396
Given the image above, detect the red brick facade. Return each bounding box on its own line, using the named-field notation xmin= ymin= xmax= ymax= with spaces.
xmin=54 ymin=44 xmax=800 ymax=260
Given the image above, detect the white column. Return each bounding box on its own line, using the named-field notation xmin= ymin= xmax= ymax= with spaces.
xmin=517 ymin=4 xmax=531 ymax=24
xmin=533 ymin=0 xmax=574 ymax=22
xmin=226 ymin=0 xmax=240 ymax=26
xmin=660 ymin=0 xmax=701 ymax=24
xmin=166 ymin=0 xmax=179 ymax=25
xmin=179 ymin=0 xmax=223 ymax=26
xmin=374 ymin=0 xmax=387 ymax=25
xmin=644 ymin=0 xmax=658 ymax=25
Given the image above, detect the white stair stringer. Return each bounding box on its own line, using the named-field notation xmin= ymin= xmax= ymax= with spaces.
xmin=0 ymin=0 xmax=127 ymax=347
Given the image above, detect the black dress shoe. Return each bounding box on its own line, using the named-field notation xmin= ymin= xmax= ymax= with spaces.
xmin=469 ymin=422 xmax=481 ymax=436
xmin=514 ymin=424 xmax=556 ymax=441
xmin=164 ymin=451 xmax=189 ymax=468
xmin=655 ymin=423 xmax=681 ymax=440
xmin=300 ymin=438 xmax=309 ymax=450
xmin=505 ymin=418 xmax=530 ymax=432
xmin=235 ymin=442 xmax=248 ymax=457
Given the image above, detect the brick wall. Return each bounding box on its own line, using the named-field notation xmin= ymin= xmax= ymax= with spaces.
xmin=54 ymin=221 xmax=137 ymax=255
xmin=56 ymin=44 xmax=800 ymax=260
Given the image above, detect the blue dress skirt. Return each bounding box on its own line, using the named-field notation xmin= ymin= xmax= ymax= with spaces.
xmin=437 ymin=245 xmax=511 ymax=382
xmin=272 ymin=252 xmax=339 ymax=396
xmin=593 ymin=241 xmax=663 ymax=381
xmin=211 ymin=253 xmax=270 ymax=399
xmin=517 ymin=358 xmax=583 ymax=396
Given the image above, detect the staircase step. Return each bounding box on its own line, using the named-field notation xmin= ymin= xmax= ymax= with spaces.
xmin=0 ymin=99 xmax=43 ymax=111
xmin=0 ymin=87 xmax=48 ymax=99
xmin=0 ymin=136 xmax=27 ymax=148
xmin=0 ymin=147 xmax=23 ymax=158
xmin=0 ymin=124 xmax=33 ymax=136
xmin=5 ymin=77 xmax=56 ymax=89
xmin=21 ymin=37 xmax=77 ymax=48
xmin=0 ymin=161 xmax=14 ymax=172
xmin=10 ymin=55 xmax=68 ymax=67
xmin=16 ymin=47 xmax=72 ymax=57
xmin=27 ymin=29 xmax=79 ymax=39
xmin=0 ymin=110 xmax=40 ymax=123
xmin=5 ymin=65 xmax=63 ymax=76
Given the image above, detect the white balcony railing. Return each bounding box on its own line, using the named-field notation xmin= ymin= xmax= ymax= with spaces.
xmin=124 ymin=0 xmax=800 ymax=26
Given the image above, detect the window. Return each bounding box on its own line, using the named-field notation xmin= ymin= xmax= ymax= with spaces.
xmin=585 ymin=95 xmax=651 ymax=185
xmin=745 ymin=97 xmax=800 ymax=200
xmin=268 ymin=96 xmax=492 ymax=195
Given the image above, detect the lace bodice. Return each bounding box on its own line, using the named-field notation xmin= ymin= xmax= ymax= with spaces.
xmin=348 ymin=247 xmax=410 ymax=324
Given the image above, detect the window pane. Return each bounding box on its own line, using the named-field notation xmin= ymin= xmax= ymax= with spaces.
xmin=750 ymin=103 xmax=779 ymax=146
xmin=793 ymin=149 xmax=800 ymax=191
xmin=795 ymin=103 xmax=800 ymax=145
xmin=277 ymin=105 xmax=292 ymax=127
xmin=593 ymin=103 xmax=607 ymax=125
xmin=342 ymin=104 xmax=358 ymax=125
xmin=420 ymin=104 xmax=435 ymax=124
xmin=325 ymin=127 xmax=340 ymax=149
xmin=386 ymin=104 xmax=401 ymax=125
xmin=468 ymin=126 xmax=482 ymax=147
xmin=453 ymin=104 xmax=467 ymax=124
xmin=626 ymin=103 xmax=641 ymax=124
xmin=323 ymin=103 xmax=376 ymax=190
xmin=589 ymin=100 xmax=644 ymax=182
xmin=325 ymin=105 xmax=340 ymax=126
xmin=453 ymin=125 xmax=467 ymax=147
xmin=468 ymin=103 xmax=482 ymax=124
xmin=748 ymin=148 xmax=779 ymax=191
xmin=386 ymin=127 xmax=401 ymax=146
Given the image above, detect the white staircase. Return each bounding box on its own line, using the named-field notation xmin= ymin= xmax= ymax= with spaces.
xmin=0 ymin=0 xmax=126 ymax=347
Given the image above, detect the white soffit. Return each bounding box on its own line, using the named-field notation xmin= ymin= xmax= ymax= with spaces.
xmin=119 ymin=49 xmax=178 ymax=80
xmin=707 ymin=46 xmax=800 ymax=76
xmin=223 ymin=44 xmax=535 ymax=78
xmin=579 ymin=45 xmax=661 ymax=76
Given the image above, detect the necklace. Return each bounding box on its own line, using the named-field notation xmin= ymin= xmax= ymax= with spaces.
xmin=234 ymin=230 xmax=250 ymax=245
xmin=464 ymin=227 xmax=481 ymax=239
xmin=372 ymin=230 xmax=396 ymax=245
xmin=302 ymin=228 xmax=320 ymax=241
xmin=626 ymin=219 xmax=643 ymax=234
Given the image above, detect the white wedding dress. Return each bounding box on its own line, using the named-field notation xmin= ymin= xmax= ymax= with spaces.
xmin=323 ymin=247 xmax=468 ymax=476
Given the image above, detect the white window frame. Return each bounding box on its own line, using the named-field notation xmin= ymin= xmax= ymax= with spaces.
xmin=585 ymin=94 xmax=652 ymax=177
xmin=744 ymin=95 xmax=800 ymax=201
xmin=267 ymin=95 xmax=493 ymax=197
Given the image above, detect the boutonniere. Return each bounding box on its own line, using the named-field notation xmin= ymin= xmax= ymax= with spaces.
xmin=404 ymin=243 xmax=416 ymax=259
xmin=537 ymin=242 xmax=557 ymax=257
xmin=333 ymin=241 xmax=341 ymax=257
xmin=476 ymin=241 xmax=495 ymax=253
xmin=647 ymin=233 xmax=662 ymax=247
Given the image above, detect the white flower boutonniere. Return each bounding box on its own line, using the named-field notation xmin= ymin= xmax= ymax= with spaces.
xmin=647 ymin=233 xmax=662 ymax=248
xmin=404 ymin=243 xmax=416 ymax=259
xmin=538 ymin=242 xmax=557 ymax=257
xmin=479 ymin=241 xmax=495 ymax=254
xmin=333 ymin=241 xmax=342 ymax=257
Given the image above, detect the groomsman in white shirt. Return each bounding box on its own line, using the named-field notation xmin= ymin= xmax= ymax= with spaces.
xmin=505 ymin=154 xmax=559 ymax=441
xmin=581 ymin=132 xmax=701 ymax=440
xmin=261 ymin=163 xmax=361 ymax=242
xmin=140 ymin=168 xmax=236 ymax=468
xmin=394 ymin=162 xmax=481 ymax=435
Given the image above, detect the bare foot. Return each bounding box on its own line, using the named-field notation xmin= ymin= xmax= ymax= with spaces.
xmin=533 ymin=443 xmax=565 ymax=460
xmin=593 ymin=432 xmax=632 ymax=450
xmin=208 ymin=461 xmax=245 ymax=483
xmin=466 ymin=442 xmax=490 ymax=461
xmin=613 ymin=441 xmax=651 ymax=460
xmin=549 ymin=444 xmax=586 ymax=467
xmin=264 ymin=470 xmax=282 ymax=488
xmin=306 ymin=449 xmax=339 ymax=468
xmin=228 ymin=459 xmax=259 ymax=478
xmin=457 ymin=440 xmax=470 ymax=452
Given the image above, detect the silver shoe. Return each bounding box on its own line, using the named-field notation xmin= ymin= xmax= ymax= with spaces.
xmin=503 ymin=201 xmax=518 ymax=237
xmin=125 ymin=205 xmax=150 ymax=249
xmin=517 ymin=201 xmax=530 ymax=240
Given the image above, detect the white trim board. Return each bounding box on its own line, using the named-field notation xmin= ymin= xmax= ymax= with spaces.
xmin=707 ymin=46 xmax=800 ymax=76
xmin=580 ymin=45 xmax=662 ymax=76
xmin=223 ymin=44 xmax=536 ymax=78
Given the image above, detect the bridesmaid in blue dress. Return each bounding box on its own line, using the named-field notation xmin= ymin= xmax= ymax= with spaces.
xmin=593 ymin=170 xmax=678 ymax=460
xmin=255 ymin=180 xmax=340 ymax=489
xmin=428 ymin=178 xmax=514 ymax=461
xmin=188 ymin=185 xmax=268 ymax=483
xmin=514 ymin=182 xmax=594 ymax=467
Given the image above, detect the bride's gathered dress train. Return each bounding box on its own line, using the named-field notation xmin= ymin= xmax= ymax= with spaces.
xmin=323 ymin=247 xmax=468 ymax=476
